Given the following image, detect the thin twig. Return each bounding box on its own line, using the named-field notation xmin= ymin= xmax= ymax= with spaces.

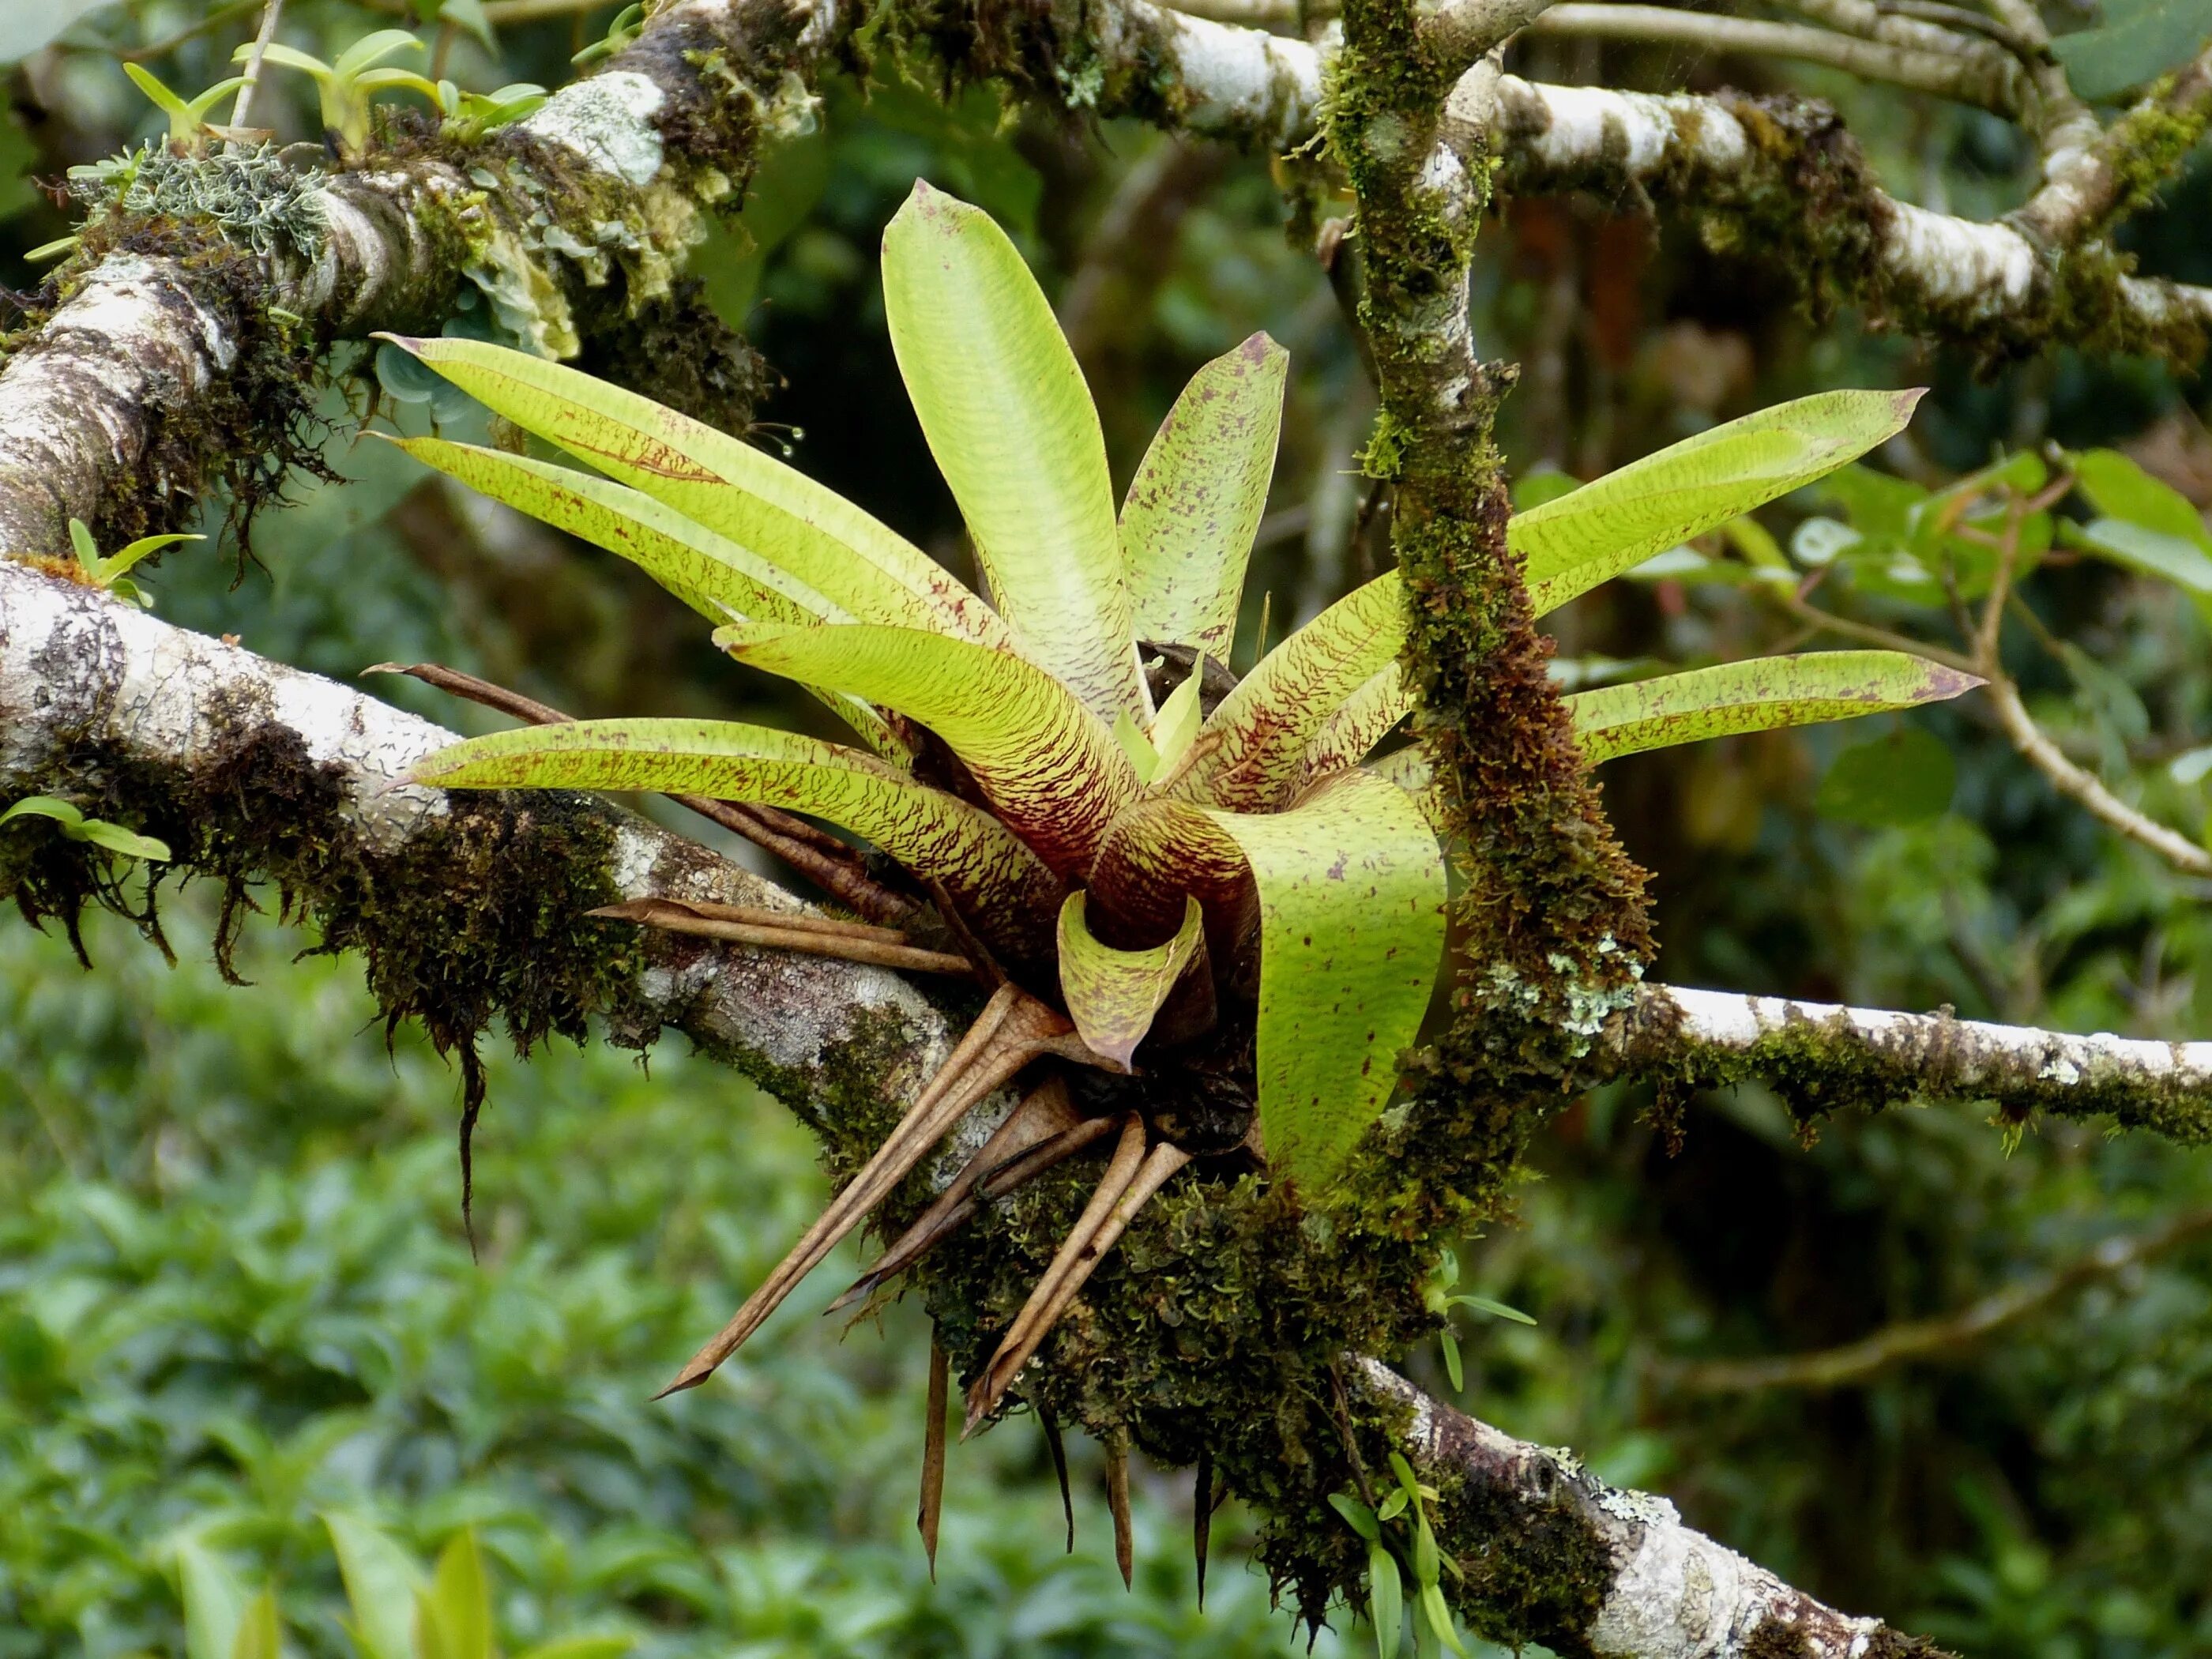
xmin=1981 ymin=676 xmax=2212 ymax=875
xmin=1193 ymin=1445 xmax=1214 ymax=1611
xmin=1671 ymin=1209 xmax=2212 ymax=1391
xmin=228 ymin=0 xmax=285 ymax=133
xmin=1761 ymin=591 xmax=1980 ymax=676
xmin=1040 ymin=1403 xmax=1077 ymax=1553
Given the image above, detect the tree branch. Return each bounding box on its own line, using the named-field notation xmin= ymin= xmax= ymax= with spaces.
xmin=0 ymin=555 xmax=1969 ymax=1657
xmin=1670 ymin=1206 xmax=2212 ymax=1392
xmin=1350 ymin=1359 xmax=1944 ymax=1658
xmin=0 ymin=561 xmax=961 ymax=1136
xmin=1608 ymin=984 xmax=2212 ymax=1142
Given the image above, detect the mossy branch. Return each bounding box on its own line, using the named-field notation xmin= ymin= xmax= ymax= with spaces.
xmin=0 ymin=559 xmax=1983 ymax=1656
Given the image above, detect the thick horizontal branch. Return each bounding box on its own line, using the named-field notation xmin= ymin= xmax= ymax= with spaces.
xmin=1352 ymin=1359 xmax=1942 ymax=1658
xmin=1608 ymin=984 xmax=2212 ymax=1142
xmin=1478 ymin=73 xmax=2212 ymax=361
xmin=0 ymin=559 xmax=957 ymax=1134
xmin=0 ymin=562 xmax=1948 ymax=1656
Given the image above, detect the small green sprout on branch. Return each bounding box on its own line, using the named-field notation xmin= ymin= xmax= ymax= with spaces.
xmin=0 ymin=798 xmax=170 ymax=864
xmin=66 ymin=517 xmax=196 ymax=609
xmin=122 ymin=62 xmax=249 ymax=150
xmin=571 ymin=4 xmax=645 ymax=67
xmin=234 ymin=29 xmax=438 ymax=158
xmin=1422 ymin=1245 xmax=1535 ymax=1393
xmin=1331 ymin=1453 xmax=1466 ymax=1657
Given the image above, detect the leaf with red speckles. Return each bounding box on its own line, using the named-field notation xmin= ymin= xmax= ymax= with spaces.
xmin=716 ymin=620 xmax=1143 ymax=878
xmin=409 ymin=717 xmax=1060 ymax=958
xmin=1121 ymin=333 xmax=1288 ymax=657
xmin=1519 ymin=389 xmax=1925 ymax=616
xmin=376 ymin=333 xmax=1003 ymax=648
xmin=1202 ymin=771 xmax=1445 ymax=1191
xmin=1566 ymin=650 xmax=1981 ymax=764
xmin=1172 ymin=572 xmax=1410 ymax=813
xmin=1055 ymin=892 xmax=1206 ymax=1070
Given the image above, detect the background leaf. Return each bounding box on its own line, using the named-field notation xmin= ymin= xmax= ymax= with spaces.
xmin=1819 ymin=726 xmax=1959 ymax=829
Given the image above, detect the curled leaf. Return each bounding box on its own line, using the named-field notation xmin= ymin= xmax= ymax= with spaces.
xmin=1055 ymin=892 xmax=1206 ymax=1070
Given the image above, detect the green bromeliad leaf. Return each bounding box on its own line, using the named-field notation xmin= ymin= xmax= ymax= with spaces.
xmin=1518 ymin=389 xmax=1924 ymax=616
xmin=387 ymin=435 xmax=843 ymax=627
xmin=1565 ymin=650 xmax=1980 ymax=764
xmin=408 ymin=718 xmax=1060 ymax=954
xmin=1172 ymin=573 xmax=1409 ymax=812
xmin=1296 ymin=663 xmax=1413 ymax=792
xmin=386 ymin=435 xmax=905 ymax=759
xmin=1055 ymin=891 xmax=1206 ymax=1070
xmin=1120 ymin=333 xmax=1288 ymax=657
xmin=716 ymin=622 xmax=1144 ymax=878
xmin=1202 ymin=770 xmax=1445 ymax=1191
xmin=881 ymin=182 xmax=1149 ymax=724
xmin=378 ymin=335 xmax=1005 ymax=647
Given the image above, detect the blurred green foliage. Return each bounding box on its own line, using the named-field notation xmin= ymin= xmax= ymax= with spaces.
xmin=0 ymin=902 xmax=1341 ymax=1657
xmin=6 ymin=2 xmax=2212 ymax=1657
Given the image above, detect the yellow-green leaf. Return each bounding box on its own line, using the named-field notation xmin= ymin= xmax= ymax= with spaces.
xmin=422 ymin=1531 xmax=492 ymax=1659
xmin=377 ymin=336 xmax=1001 ymax=645
xmin=1149 ymin=660 xmax=1206 ymax=770
xmin=231 ymin=1592 xmax=282 ymax=1659
xmin=1566 ymin=650 xmax=1980 ymax=764
xmin=410 ymin=718 xmax=1061 ymax=957
xmin=1201 ymin=770 xmax=1445 ymax=1191
xmin=717 ymin=622 xmax=1144 ymax=878
xmin=323 ymin=1513 xmax=424 ymax=1659
xmin=1056 ymin=892 xmax=1205 ymax=1070
xmin=1174 ymin=573 xmax=1409 ymax=812
xmin=387 ymin=436 xmax=842 ymax=627
xmin=1519 ymin=389 xmax=1924 ymax=616
xmin=1121 ymin=333 xmax=1287 ymax=656
xmin=379 ymin=435 xmax=901 ymax=757
xmin=881 ymin=182 xmax=1147 ymax=722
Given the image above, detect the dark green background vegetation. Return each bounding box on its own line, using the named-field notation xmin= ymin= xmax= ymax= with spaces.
xmin=5 ymin=2 xmax=2212 ymax=1653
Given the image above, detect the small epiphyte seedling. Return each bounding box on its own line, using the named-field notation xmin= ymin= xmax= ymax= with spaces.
xmin=122 ymin=62 xmax=249 ymax=151
xmin=431 ymin=79 xmax=547 ymax=141
xmin=0 ymin=797 xmax=170 ymax=864
xmin=63 ymin=517 xmax=197 ymax=609
xmin=235 ymin=29 xmax=438 ymax=158
xmin=1331 ymin=1451 xmax=1465 ymax=1657
xmin=380 ymin=180 xmax=1974 ymax=1573
xmin=1421 ymin=1245 xmax=1535 ymax=1393
xmin=572 ymin=3 xmax=645 ymax=66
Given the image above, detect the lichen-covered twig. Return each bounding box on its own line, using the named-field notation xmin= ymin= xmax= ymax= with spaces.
xmin=1671 ymin=1206 xmax=2212 ymax=1392
xmin=1608 ymin=984 xmax=2212 ymax=1142
xmin=1351 ymin=1359 xmax=1946 ymax=1658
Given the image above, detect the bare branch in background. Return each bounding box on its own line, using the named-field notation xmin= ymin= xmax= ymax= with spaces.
xmin=1671 ymin=1208 xmax=2212 ymax=1392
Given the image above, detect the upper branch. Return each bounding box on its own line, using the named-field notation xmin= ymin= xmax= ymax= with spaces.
xmin=1608 ymin=984 xmax=2212 ymax=1143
